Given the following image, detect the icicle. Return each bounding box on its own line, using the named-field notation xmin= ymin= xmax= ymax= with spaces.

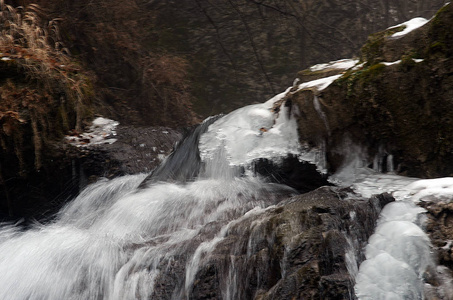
xmin=313 ymin=95 xmax=330 ymax=134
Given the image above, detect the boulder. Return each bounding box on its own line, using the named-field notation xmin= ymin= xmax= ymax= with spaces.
xmin=291 ymin=3 xmax=453 ymax=178
xmin=158 ymin=187 xmax=392 ymax=299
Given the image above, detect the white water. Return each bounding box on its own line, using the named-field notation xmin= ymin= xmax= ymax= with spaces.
xmin=1 ymin=83 xmax=452 ymax=299
xmin=0 ymin=94 xmax=303 ymax=300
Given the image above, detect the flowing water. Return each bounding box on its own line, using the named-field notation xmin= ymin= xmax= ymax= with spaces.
xmin=0 ymin=91 xmax=302 ymax=299
xmin=0 ymin=87 xmax=451 ymax=299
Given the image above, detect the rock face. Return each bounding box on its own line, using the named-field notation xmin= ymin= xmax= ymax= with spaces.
xmin=290 ymin=3 xmax=453 ymax=178
xmin=0 ymin=124 xmax=181 ymax=222
xmin=146 ymin=187 xmax=392 ymax=299
xmin=419 ymin=200 xmax=453 ymax=274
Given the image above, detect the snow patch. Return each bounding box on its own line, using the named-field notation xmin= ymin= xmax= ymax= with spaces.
xmin=381 ymin=60 xmax=401 ymax=66
xmin=394 ymin=177 xmax=453 ymax=202
xmin=381 ymin=58 xmax=424 ymax=66
xmin=65 ymin=117 xmax=119 ymax=147
xmin=389 ymin=17 xmax=429 ymax=38
xmin=309 ymin=58 xmax=359 ymax=72
xmin=296 ymin=74 xmax=342 ymax=92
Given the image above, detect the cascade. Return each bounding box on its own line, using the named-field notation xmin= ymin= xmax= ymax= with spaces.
xmin=0 ymin=85 xmax=452 ymax=299
xmin=0 ymin=90 xmax=305 ymax=299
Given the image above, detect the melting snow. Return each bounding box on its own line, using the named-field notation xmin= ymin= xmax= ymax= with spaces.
xmin=389 ymin=17 xmax=429 ymax=38
xmin=296 ymin=74 xmax=342 ymax=92
xmin=65 ymin=117 xmax=119 ymax=147
xmin=309 ymin=58 xmax=359 ymax=72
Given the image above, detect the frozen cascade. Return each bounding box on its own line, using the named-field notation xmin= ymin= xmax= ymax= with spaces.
xmin=345 ymin=171 xmax=453 ymax=299
xmin=313 ymin=95 xmax=330 ymax=134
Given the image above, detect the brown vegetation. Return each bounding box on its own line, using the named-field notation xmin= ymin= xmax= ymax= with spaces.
xmin=0 ymin=1 xmax=94 ymax=170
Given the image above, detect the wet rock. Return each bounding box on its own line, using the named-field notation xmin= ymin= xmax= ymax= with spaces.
xmin=180 ymin=187 xmax=391 ymax=299
xmin=419 ymin=200 xmax=453 ymax=269
xmin=0 ymin=124 xmax=181 ymax=223
xmin=252 ymin=155 xmax=331 ymax=193
xmin=291 ymin=3 xmax=453 ymax=178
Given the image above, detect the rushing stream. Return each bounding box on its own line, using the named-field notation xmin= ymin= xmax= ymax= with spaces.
xmin=0 ymin=87 xmax=452 ymax=299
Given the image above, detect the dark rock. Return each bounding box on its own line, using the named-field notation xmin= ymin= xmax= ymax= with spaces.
xmin=0 ymin=124 xmax=181 ymax=223
xmin=167 ymin=187 xmax=391 ymax=299
xmin=139 ymin=115 xmax=222 ymax=187
xmin=252 ymin=155 xmax=331 ymax=193
xmin=419 ymin=200 xmax=453 ymax=269
xmin=292 ymin=3 xmax=453 ymax=178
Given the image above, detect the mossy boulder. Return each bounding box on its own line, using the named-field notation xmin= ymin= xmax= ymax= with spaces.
xmin=291 ymin=3 xmax=453 ymax=178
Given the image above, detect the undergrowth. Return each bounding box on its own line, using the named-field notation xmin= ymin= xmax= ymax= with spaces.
xmin=0 ymin=1 xmax=93 ymax=173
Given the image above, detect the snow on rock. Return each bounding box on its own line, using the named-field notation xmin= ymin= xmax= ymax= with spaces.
xmin=394 ymin=177 xmax=453 ymax=202
xmin=389 ymin=17 xmax=429 ymax=38
xmin=296 ymin=74 xmax=342 ymax=92
xmin=65 ymin=117 xmax=119 ymax=147
xmin=351 ymin=172 xmax=418 ymax=198
xmin=380 ymin=58 xmax=424 ymax=66
xmin=381 ymin=60 xmax=401 ymax=66
xmin=309 ymin=58 xmax=359 ymax=72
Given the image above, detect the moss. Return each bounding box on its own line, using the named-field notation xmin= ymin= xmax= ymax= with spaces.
xmin=426 ymin=3 xmax=453 ymax=57
xmin=361 ymin=63 xmax=385 ymax=78
xmin=427 ymin=41 xmax=447 ymax=56
xmin=360 ymin=27 xmax=404 ymax=65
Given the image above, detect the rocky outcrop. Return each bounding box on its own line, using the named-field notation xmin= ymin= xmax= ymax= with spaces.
xmin=291 ymin=3 xmax=453 ymax=178
xmin=287 ymin=3 xmax=453 ymax=292
xmin=419 ymin=200 xmax=453 ymax=272
xmin=145 ymin=187 xmax=393 ymax=299
xmin=0 ymin=124 xmax=181 ymax=222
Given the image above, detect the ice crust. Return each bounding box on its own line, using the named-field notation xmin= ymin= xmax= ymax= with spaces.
xmin=199 ymin=88 xmax=323 ymax=170
xmin=352 ymin=172 xmax=453 ymax=299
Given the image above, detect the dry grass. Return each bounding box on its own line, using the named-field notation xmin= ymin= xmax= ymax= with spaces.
xmin=0 ymin=1 xmax=94 ymax=172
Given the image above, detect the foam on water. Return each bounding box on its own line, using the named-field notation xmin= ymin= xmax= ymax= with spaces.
xmin=0 ymin=173 xmax=296 ymax=299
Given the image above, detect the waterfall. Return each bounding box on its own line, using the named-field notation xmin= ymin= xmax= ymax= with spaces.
xmin=0 ymin=86 xmax=452 ymax=299
xmin=0 ymin=90 xmax=304 ymax=300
